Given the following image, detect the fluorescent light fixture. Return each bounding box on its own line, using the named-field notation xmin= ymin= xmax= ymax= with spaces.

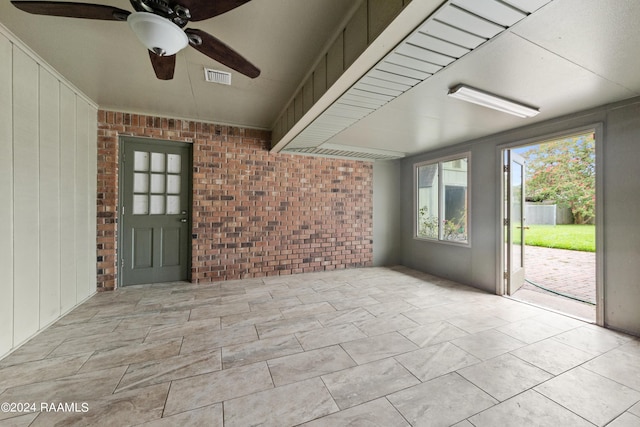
xmin=128 ymin=12 xmax=188 ymax=56
xmin=448 ymin=84 xmax=540 ymax=118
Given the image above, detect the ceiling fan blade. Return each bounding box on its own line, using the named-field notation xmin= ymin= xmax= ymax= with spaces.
xmin=11 ymin=1 xmax=130 ymax=20
xmin=148 ymin=51 xmax=176 ymax=80
xmin=178 ymin=0 xmax=252 ymax=22
xmin=185 ymin=28 xmax=260 ymax=78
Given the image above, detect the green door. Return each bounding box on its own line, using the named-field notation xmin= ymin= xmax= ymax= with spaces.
xmin=120 ymin=138 xmax=191 ymax=285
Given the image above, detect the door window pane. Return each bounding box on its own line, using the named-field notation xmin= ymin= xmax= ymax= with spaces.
xmin=133 ymin=195 xmax=149 ymax=215
xmin=167 ymin=154 xmax=181 ymax=173
xmin=167 ymin=195 xmax=180 ymax=214
xmin=150 ymin=195 xmax=165 ymax=215
xmin=133 ymin=173 xmax=149 ymax=193
xmin=151 ymin=152 xmax=165 ymax=172
xmin=134 ymin=151 xmax=149 ymax=172
xmin=151 ymin=173 xmax=165 ymax=193
xmin=167 ymin=175 xmax=180 ymax=194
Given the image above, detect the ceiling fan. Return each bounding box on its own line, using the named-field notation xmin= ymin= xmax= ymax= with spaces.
xmin=11 ymin=0 xmax=261 ymax=80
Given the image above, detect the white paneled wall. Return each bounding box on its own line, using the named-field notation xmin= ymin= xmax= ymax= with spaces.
xmin=0 ymin=25 xmax=98 ymax=358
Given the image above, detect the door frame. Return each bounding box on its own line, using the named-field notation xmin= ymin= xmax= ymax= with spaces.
xmin=117 ymin=136 xmax=193 ymax=287
xmin=496 ymin=124 xmax=604 ymax=326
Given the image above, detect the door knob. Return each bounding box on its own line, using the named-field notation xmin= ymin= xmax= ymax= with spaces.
xmin=180 ymin=218 xmax=188 ymax=223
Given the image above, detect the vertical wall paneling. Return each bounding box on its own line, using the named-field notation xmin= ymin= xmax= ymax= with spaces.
xmin=87 ymin=107 xmax=98 ymax=296
xmin=0 ymin=34 xmax=14 ymax=355
xmin=59 ymin=85 xmax=77 ymax=313
xmin=302 ymin=78 xmax=314 ymax=115
xmin=75 ymin=98 xmax=90 ymax=301
xmin=294 ymin=90 xmax=303 ymax=123
xmin=313 ymin=56 xmax=327 ymax=103
xmin=343 ymin=1 xmax=367 ymax=69
xmin=326 ymin=32 xmax=344 ymax=88
xmin=0 ymin=24 xmax=98 ymax=359
xmin=38 ymin=67 xmax=61 ymax=327
xmin=12 ymin=46 xmax=40 ymax=345
xmin=368 ymin=0 xmax=404 ymax=43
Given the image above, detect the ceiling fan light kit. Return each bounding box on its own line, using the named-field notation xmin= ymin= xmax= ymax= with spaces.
xmin=448 ymin=84 xmax=540 ymax=118
xmin=11 ymin=0 xmax=260 ymax=80
xmin=127 ymin=11 xmax=188 ymax=56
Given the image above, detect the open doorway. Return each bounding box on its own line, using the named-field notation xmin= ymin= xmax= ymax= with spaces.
xmin=501 ymin=130 xmax=600 ymax=323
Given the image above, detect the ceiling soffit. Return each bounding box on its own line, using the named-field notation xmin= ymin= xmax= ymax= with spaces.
xmin=277 ymin=0 xmax=552 ymax=161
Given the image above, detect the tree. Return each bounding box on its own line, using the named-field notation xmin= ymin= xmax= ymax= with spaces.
xmin=522 ymin=134 xmax=595 ymax=224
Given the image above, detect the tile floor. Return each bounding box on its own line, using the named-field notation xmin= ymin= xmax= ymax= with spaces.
xmin=0 ymin=266 xmax=639 ymax=426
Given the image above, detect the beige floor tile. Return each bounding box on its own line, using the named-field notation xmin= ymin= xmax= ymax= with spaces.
xmin=399 ymin=321 xmax=468 ymax=348
xmin=341 ymin=332 xmax=418 ymax=365
xmin=0 ymin=412 xmax=39 ymax=426
xmin=395 ymin=341 xmax=480 ymax=382
xmin=31 ymin=383 xmax=169 ymax=427
xmin=224 ymin=377 xmax=338 ymax=427
xmin=316 ymin=307 xmax=375 ymax=327
xmin=0 ymin=366 xmax=128 ymax=419
xmin=451 ymin=421 xmax=475 ymax=427
xmin=402 ymin=305 xmax=456 ymax=325
xmin=79 ymin=337 xmax=182 ymax=372
xmin=553 ymin=326 xmax=632 ymax=356
xmin=469 ymin=389 xmax=593 ymax=427
xmin=354 ymin=313 xmax=418 ymax=336
xmin=116 ymin=350 xmax=221 ymax=392
xmin=446 ymin=312 xmax=509 ymax=334
xmin=0 ymin=353 xmax=90 ymax=393
xmin=607 ymin=412 xmax=640 ymax=427
xmin=364 ymin=301 xmax=416 ymax=317
xmin=138 ymin=404 xmax=222 ymax=427
xmin=328 ymin=296 xmax=380 ymax=311
xmin=583 ymin=349 xmax=640 ymax=391
xmin=145 ymin=317 xmax=221 ymax=342
xmin=179 ymin=325 xmax=258 ymax=355
xmin=535 ymin=366 xmax=640 ymax=426
xmin=458 ymin=353 xmax=553 ymax=401
xmin=497 ymin=318 xmax=564 ymax=344
xmin=619 ymin=339 xmax=640 ymax=358
xmin=256 ymin=317 xmax=323 ymax=339
xmin=299 ymin=398 xmax=410 ymax=427
xmin=189 ymin=302 xmax=251 ymax=321
xmin=163 ymin=362 xmax=273 ymax=416
xmin=321 ymin=358 xmax=420 ymax=409
xmin=220 ymin=308 xmax=283 ymax=328
xmin=222 ymin=334 xmax=303 ymax=368
xmin=267 ymin=345 xmax=355 ymax=386
xmin=48 ymin=327 xmax=149 ymax=357
xmin=452 ymin=329 xmax=526 ymax=360
xmin=280 ymin=302 xmax=336 ymax=319
xmin=510 ymin=338 xmax=595 ymax=375
xmin=295 ymin=323 xmax=367 ymax=350
xmin=2 ymin=267 xmax=639 ymax=426
xmin=114 ymin=310 xmax=191 ymax=330
xmin=388 ymin=373 xmax=497 ymax=427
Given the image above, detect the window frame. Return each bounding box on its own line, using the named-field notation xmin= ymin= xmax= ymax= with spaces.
xmin=413 ymin=152 xmax=471 ymax=246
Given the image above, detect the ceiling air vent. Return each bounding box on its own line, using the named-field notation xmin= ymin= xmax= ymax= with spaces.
xmin=204 ymin=68 xmax=232 ymax=85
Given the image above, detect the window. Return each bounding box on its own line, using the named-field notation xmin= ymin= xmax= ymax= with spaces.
xmin=415 ymin=153 xmax=470 ymax=244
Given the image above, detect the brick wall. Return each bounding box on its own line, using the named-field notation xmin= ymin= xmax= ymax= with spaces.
xmin=96 ymin=110 xmax=373 ymax=290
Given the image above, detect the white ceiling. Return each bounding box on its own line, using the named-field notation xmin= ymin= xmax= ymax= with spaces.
xmin=0 ymin=0 xmax=358 ymax=128
xmin=2 ymin=0 xmax=640 ymax=157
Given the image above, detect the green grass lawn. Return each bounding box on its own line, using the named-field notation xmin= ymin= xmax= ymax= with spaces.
xmin=521 ymin=224 xmax=595 ymax=252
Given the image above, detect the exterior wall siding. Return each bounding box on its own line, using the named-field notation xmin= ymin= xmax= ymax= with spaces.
xmin=97 ymin=110 xmax=373 ymax=290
